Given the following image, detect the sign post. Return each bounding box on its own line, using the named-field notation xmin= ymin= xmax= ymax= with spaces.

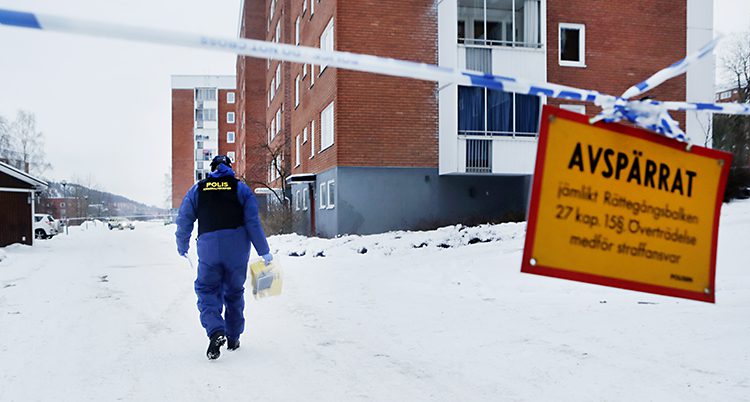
xmin=522 ymin=106 xmax=732 ymax=303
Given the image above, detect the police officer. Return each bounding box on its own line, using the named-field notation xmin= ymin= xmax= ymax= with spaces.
xmin=175 ymin=155 xmax=273 ymax=360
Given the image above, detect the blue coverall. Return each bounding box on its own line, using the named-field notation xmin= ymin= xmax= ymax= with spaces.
xmin=175 ymin=164 xmax=270 ymax=340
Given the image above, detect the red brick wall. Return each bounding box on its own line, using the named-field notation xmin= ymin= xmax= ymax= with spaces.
xmin=547 ymin=0 xmax=686 ymax=125
xmin=237 ymin=0 xmax=270 ymax=188
xmin=290 ymin=0 xmax=338 ymax=176
xmin=336 ymin=0 xmax=438 ymax=168
xmin=171 ymin=89 xmax=194 ymax=209
xmin=287 ymin=0 xmax=438 ymax=175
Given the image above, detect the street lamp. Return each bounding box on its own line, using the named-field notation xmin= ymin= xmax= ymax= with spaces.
xmin=61 ymin=180 xmax=68 ymax=235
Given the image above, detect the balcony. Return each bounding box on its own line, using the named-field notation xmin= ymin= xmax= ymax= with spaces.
xmin=457 ymin=0 xmax=542 ymax=49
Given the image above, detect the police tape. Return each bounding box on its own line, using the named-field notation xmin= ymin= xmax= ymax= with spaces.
xmin=1 ymin=8 xmax=748 ymax=140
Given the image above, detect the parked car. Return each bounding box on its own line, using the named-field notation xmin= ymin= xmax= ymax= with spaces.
xmin=34 ymin=214 xmax=59 ymax=239
xmin=108 ymin=218 xmax=135 ymax=230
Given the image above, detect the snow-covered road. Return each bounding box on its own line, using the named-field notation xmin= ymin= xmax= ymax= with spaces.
xmin=1 ymin=202 xmax=749 ymax=401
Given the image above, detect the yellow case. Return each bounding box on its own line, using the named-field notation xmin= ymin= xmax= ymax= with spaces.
xmin=249 ymin=259 xmax=283 ymax=299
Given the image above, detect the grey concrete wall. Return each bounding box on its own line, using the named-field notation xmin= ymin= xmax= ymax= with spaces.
xmin=334 ymin=166 xmax=529 ymax=236
xmin=313 ymin=168 xmax=339 ymax=238
xmin=291 ymin=183 xmax=313 ymax=236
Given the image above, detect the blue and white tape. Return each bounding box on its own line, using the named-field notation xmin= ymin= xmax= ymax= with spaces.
xmin=1 ymin=8 xmax=747 ymax=141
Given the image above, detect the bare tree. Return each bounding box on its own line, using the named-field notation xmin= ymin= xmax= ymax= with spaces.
xmin=163 ymin=170 xmax=172 ymax=210
xmin=9 ymin=111 xmax=52 ymax=176
xmin=721 ymin=33 xmax=750 ymax=102
xmin=243 ymin=138 xmax=295 ymax=234
xmin=715 ymin=31 xmax=750 ymax=200
xmin=0 ymin=115 xmax=12 ymax=164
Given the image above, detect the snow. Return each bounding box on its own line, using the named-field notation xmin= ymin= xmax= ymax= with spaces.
xmin=0 ymin=202 xmax=749 ymax=401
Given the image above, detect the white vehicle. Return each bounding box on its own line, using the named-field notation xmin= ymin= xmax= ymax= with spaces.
xmin=34 ymin=214 xmax=59 ymax=239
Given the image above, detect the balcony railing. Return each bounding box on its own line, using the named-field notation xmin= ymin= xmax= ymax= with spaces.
xmin=459 ymin=38 xmax=543 ymax=49
xmin=458 ymin=130 xmax=537 ymax=138
xmin=466 ymin=139 xmax=492 ymax=173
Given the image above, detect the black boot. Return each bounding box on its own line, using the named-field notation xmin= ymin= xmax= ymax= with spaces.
xmin=206 ymin=331 xmax=226 ymax=360
xmin=227 ymin=338 xmax=240 ymax=351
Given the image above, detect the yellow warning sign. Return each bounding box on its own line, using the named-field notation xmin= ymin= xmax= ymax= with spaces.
xmin=521 ymin=106 xmax=732 ymax=303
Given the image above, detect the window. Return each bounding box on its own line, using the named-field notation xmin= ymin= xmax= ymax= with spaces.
xmin=275 ymin=22 xmax=280 ymax=43
xmin=275 ymin=64 xmax=281 ymax=89
xmin=227 ymin=112 xmax=235 ymax=123
xmin=326 ymin=180 xmax=335 ymax=209
xmin=295 ymin=135 xmax=301 ymax=167
xmin=559 ymin=23 xmax=586 ymax=67
xmin=302 ymin=188 xmax=308 ymax=210
xmin=457 ymin=0 xmax=541 ymax=48
xmin=320 ymin=19 xmax=334 ymax=71
xmin=295 ymin=75 xmax=301 ymax=107
xmin=227 ymin=131 xmax=236 ymax=143
xmin=319 ymin=183 xmax=327 ymax=208
xmin=270 ymin=78 xmax=275 ymax=100
xmin=227 ymin=151 xmax=236 ymax=163
xmin=195 ymin=109 xmax=217 ymax=121
xmin=270 ymin=118 xmax=276 ymax=140
xmin=295 ymin=190 xmax=301 ymax=211
xmin=303 ymin=0 xmax=307 ymax=15
xmin=303 ymin=126 xmax=308 ymax=143
xmin=227 ymin=92 xmax=235 ymax=104
xmin=311 ymin=0 xmax=314 ymax=17
xmin=310 ymin=120 xmax=316 ymax=158
xmin=276 ymin=109 xmax=282 ymax=134
xmin=559 ymin=104 xmax=586 ymax=115
xmin=458 ymin=86 xmax=540 ymax=137
xmin=295 ymin=17 xmax=301 ymax=45
xmin=320 ymin=101 xmax=334 ymax=150
xmin=310 ymin=65 xmax=315 ymax=87
xmin=303 ymin=63 xmax=308 ymax=78
xmin=195 ymin=88 xmax=216 ymax=101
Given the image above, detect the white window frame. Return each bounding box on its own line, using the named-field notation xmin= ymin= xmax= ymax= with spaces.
xmin=295 ymin=16 xmax=301 ymax=45
xmin=295 ymin=75 xmax=301 ymax=107
xmin=310 ymin=65 xmax=315 ymax=87
xmin=559 ymin=104 xmax=586 ymax=115
xmin=319 ymin=182 xmax=326 ymax=209
xmin=310 ymin=120 xmax=316 ymax=158
xmin=227 ymin=112 xmax=235 ymax=124
xmin=276 ymin=109 xmax=281 ymax=134
xmin=303 ymin=0 xmax=307 ymax=15
xmin=227 ymin=92 xmax=235 ymax=104
xmin=303 ymin=126 xmax=308 ymax=143
xmin=227 ymin=131 xmax=236 ymax=143
xmin=270 ymin=79 xmax=275 ymax=100
xmin=320 ymin=19 xmax=334 ymax=72
xmin=303 ymin=63 xmax=308 ymax=78
xmin=311 ymin=0 xmax=315 ymax=17
xmin=227 ymin=151 xmax=236 ymax=163
xmin=326 ymin=179 xmax=335 ymax=209
xmin=559 ymin=23 xmax=586 ymax=68
xmin=295 ymin=190 xmax=301 ymax=211
xmin=275 ymin=22 xmax=280 ymax=43
xmin=275 ymin=64 xmax=281 ymax=89
xmin=302 ymin=187 xmax=308 ymax=210
xmin=295 ymin=135 xmax=301 ymax=167
xmin=320 ymin=101 xmax=334 ymax=151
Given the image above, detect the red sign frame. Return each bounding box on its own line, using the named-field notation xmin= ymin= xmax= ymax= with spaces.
xmin=521 ymin=106 xmax=732 ymax=303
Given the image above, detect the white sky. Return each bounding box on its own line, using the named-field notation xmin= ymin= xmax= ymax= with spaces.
xmin=0 ymin=0 xmax=241 ymax=207
xmin=0 ymin=0 xmax=748 ymax=207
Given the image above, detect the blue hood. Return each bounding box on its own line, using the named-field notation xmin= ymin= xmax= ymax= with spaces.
xmin=209 ymin=163 xmax=236 ymax=179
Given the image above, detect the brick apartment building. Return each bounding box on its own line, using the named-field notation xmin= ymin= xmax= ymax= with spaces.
xmin=171 ymin=75 xmax=238 ymax=209
xmin=229 ymin=0 xmax=713 ymax=237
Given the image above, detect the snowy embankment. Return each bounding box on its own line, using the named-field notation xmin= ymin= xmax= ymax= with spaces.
xmin=0 ymin=203 xmax=748 ymax=401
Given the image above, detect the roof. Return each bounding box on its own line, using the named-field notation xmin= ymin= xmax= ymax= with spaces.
xmin=0 ymin=161 xmax=48 ymax=189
